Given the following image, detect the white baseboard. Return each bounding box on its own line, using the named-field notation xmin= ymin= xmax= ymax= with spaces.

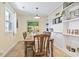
xmin=2 ymin=40 xmax=19 ymax=57
xmin=53 ymin=43 xmax=72 ymax=57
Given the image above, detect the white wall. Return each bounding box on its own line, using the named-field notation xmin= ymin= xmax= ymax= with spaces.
xmin=0 ymin=3 xmax=19 ymax=56
xmin=0 ymin=2 xmax=47 ymax=56
xmin=17 ymin=13 xmax=47 ymax=41
xmin=47 ymin=3 xmax=65 ymax=49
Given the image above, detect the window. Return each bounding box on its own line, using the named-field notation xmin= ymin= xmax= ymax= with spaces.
xmin=5 ymin=7 xmax=16 ymax=33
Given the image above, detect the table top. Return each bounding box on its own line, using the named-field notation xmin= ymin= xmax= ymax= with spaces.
xmin=22 ymin=36 xmax=34 ymax=41
xmin=22 ymin=35 xmax=54 ymax=42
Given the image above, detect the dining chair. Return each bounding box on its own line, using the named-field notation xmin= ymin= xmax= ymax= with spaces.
xmin=43 ymin=32 xmax=54 ymax=56
xmin=23 ymin=32 xmax=27 ymax=39
xmin=33 ymin=34 xmax=50 ymax=57
xmin=43 ymin=32 xmax=51 ymax=36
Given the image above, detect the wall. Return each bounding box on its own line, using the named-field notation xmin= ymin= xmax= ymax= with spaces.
xmin=17 ymin=13 xmax=47 ymax=41
xmin=0 ymin=2 xmax=47 ymax=56
xmin=0 ymin=3 xmax=19 ymax=56
xmin=47 ymin=3 xmax=65 ymax=48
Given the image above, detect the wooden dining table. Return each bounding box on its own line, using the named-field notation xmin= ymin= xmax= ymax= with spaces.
xmin=22 ymin=36 xmax=34 ymax=57
xmin=23 ymin=35 xmax=54 ymax=57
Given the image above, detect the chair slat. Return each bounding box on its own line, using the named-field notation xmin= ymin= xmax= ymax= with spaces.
xmin=33 ymin=34 xmax=50 ymax=56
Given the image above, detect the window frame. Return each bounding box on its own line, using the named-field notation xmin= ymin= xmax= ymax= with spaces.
xmin=5 ymin=7 xmax=16 ymax=33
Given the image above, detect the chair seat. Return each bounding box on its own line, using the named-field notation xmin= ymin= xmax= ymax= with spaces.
xmin=34 ymin=51 xmax=47 ymax=56
xmin=33 ymin=46 xmax=49 ymax=56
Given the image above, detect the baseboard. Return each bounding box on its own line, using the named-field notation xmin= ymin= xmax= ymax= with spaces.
xmin=2 ymin=40 xmax=19 ymax=57
xmin=53 ymin=43 xmax=71 ymax=57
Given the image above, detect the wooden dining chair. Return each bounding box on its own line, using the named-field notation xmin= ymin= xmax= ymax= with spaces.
xmin=33 ymin=34 xmax=50 ymax=57
xmin=23 ymin=32 xmax=27 ymax=39
xmin=43 ymin=32 xmax=51 ymax=36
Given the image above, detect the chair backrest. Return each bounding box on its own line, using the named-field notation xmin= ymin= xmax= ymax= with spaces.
xmin=43 ymin=32 xmax=51 ymax=36
xmin=34 ymin=34 xmax=50 ymax=53
xmin=23 ymin=32 xmax=27 ymax=39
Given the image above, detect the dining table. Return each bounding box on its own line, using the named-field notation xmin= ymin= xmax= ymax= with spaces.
xmin=22 ymin=35 xmax=54 ymax=57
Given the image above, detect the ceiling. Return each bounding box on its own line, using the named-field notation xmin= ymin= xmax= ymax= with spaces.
xmin=10 ymin=2 xmax=63 ymax=17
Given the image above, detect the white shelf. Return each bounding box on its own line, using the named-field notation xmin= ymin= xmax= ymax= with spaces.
xmin=63 ymin=2 xmax=79 ymax=11
xmin=64 ymin=49 xmax=79 ymax=57
xmin=54 ymin=44 xmax=79 ymax=57
xmin=62 ymin=17 xmax=79 ymax=23
xmin=63 ymin=33 xmax=79 ymax=37
xmin=63 ymin=2 xmax=74 ymax=11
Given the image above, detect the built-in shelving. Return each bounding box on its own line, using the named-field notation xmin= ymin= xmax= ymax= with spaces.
xmin=65 ymin=49 xmax=79 ymax=57
xmin=46 ymin=2 xmax=79 ymax=57
xmin=63 ymin=2 xmax=79 ymax=11
xmin=54 ymin=44 xmax=79 ymax=57
xmin=62 ymin=17 xmax=79 ymax=23
xmin=63 ymin=33 xmax=79 ymax=37
xmin=63 ymin=2 xmax=74 ymax=11
xmin=62 ymin=2 xmax=79 ymax=57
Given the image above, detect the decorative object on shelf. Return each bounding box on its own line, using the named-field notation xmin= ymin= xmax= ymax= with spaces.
xmin=68 ymin=29 xmax=70 ymax=34
xmin=63 ymin=2 xmax=73 ymax=9
xmin=46 ymin=28 xmax=49 ymax=31
xmin=71 ymin=29 xmax=74 ymax=34
xmin=74 ymin=8 xmax=79 ymax=18
xmin=46 ymin=23 xmax=49 ymax=26
xmin=55 ymin=12 xmax=60 ymax=16
xmin=56 ymin=17 xmax=59 ymax=23
xmin=66 ymin=45 xmax=76 ymax=52
xmin=54 ymin=19 xmax=56 ymax=24
xmin=75 ymin=29 xmax=78 ymax=35
xmin=52 ymin=16 xmax=62 ymax=24
xmin=61 ymin=10 xmax=65 ymax=16
xmin=46 ymin=23 xmax=49 ymax=31
xmin=66 ymin=45 xmax=71 ymax=51
xmin=67 ymin=29 xmax=69 ymax=33
xmin=66 ymin=29 xmax=79 ymax=35
xmin=70 ymin=10 xmax=75 ymax=19
xmin=71 ymin=48 xmax=76 ymax=52
xmin=65 ymin=5 xmax=79 ymax=20
xmin=58 ymin=16 xmax=62 ymax=23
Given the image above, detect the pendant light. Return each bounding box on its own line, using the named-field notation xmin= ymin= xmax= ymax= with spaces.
xmin=34 ymin=7 xmax=40 ymax=19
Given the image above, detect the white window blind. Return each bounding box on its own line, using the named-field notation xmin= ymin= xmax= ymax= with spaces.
xmin=5 ymin=7 xmax=16 ymax=33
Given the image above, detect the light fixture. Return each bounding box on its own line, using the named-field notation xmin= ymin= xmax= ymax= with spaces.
xmin=34 ymin=7 xmax=40 ymax=19
xmin=34 ymin=14 xmax=40 ymax=19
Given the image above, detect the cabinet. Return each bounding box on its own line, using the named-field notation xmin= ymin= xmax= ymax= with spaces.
xmin=62 ymin=2 xmax=79 ymax=56
xmin=46 ymin=2 xmax=79 ymax=57
xmin=63 ymin=2 xmax=79 ymax=38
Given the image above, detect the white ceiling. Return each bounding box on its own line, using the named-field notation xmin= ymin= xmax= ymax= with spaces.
xmin=10 ymin=2 xmax=63 ymax=17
